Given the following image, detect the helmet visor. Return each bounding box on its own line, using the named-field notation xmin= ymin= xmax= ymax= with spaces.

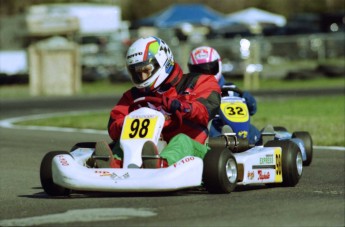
xmin=127 ymin=58 xmax=160 ymax=84
xmin=188 ymin=59 xmax=219 ymax=75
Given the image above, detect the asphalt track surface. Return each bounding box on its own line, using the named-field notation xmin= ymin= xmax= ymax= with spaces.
xmin=0 ymin=92 xmax=344 ymax=226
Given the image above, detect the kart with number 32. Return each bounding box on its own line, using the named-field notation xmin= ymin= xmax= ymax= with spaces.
xmin=40 ymin=95 xmax=307 ymax=196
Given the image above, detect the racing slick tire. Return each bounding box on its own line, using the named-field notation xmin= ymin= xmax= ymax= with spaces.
xmin=265 ymin=140 xmax=303 ymax=187
xmin=40 ymin=151 xmax=71 ymax=196
xmin=292 ymin=131 xmax=313 ymax=166
xmin=203 ymin=148 xmax=238 ymax=194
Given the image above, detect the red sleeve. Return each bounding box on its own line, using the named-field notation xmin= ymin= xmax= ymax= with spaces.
xmin=178 ymin=75 xmax=221 ymax=126
xmin=107 ymin=90 xmax=133 ymax=141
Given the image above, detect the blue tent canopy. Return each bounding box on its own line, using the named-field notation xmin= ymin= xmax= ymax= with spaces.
xmin=134 ymin=4 xmax=225 ymax=28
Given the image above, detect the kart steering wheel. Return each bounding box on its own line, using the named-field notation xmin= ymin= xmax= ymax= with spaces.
xmin=128 ymin=96 xmax=183 ymax=132
xmin=221 ymin=86 xmax=244 ymax=97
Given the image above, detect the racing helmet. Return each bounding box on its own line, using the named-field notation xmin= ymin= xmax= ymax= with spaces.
xmin=188 ymin=46 xmax=222 ymax=82
xmin=126 ymin=36 xmax=174 ymax=91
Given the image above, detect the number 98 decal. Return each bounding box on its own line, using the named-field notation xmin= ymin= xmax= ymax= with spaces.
xmin=121 ymin=117 xmax=157 ymax=139
xmin=221 ymin=102 xmax=249 ymax=122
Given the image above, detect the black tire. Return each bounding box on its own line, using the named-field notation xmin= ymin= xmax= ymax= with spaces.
xmin=265 ymin=140 xmax=303 ymax=187
xmin=273 ymin=126 xmax=288 ymax=132
xmin=40 ymin=151 xmax=71 ymax=196
xmin=203 ymin=148 xmax=238 ymax=194
xmin=292 ymin=131 xmax=313 ymax=166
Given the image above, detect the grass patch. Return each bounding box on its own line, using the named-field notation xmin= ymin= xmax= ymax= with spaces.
xmin=1 ymin=77 xmax=344 ymax=100
xmin=17 ymin=111 xmax=110 ymax=131
xmin=253 ymin=95 xmax=345 ymax=146
xmin=233 ymin=77 xmax=344 ymax=91
xmin=15 ymin=95 xmax=344 ymax=146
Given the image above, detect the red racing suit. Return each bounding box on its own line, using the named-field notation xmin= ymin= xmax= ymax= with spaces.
xmin=107 ymin=63 xmax=221 ymax=144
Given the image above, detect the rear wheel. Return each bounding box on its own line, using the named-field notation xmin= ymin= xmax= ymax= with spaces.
xmin=203 ymin=148 xmax=238 ymax=194
xmin=292 ymin=131 xmax=313 ymax=166
xmin=265 ymin=140 xmax=303 ymax=187
xmin=40 ymin=151 xmax=71 ymax=196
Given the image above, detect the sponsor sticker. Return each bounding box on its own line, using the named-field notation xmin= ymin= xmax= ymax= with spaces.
xmin=58 ymin=155 xmax=69 ymax=166
xmin=247 ymin=171 xmax=254 ymax=180
xmin=260 ymin=154 xmax=274 ymax=165
xmin=258 ymin=170 xmax=270 ymax=180
xmin=94 ymin=170 xmax=112 ymax=176
xmin=111 ymin=172 xmax=130 ymax=180
xmin=274 ymin=148 xmax=283 ymax=182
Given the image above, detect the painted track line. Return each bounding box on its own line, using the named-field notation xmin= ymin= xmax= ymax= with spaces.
xmin=0 ymin=208 xmax=156 ymax=226
xmin=0 ymin=110 xmax=108 ymax=135
xmin=314 ymin=146 xmax=345 ymax=151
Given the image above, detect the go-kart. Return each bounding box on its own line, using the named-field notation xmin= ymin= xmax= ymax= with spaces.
xmin=40 ymin=96 xmax=239 ymax=196
xmin=212 ymin=85 xmax=313 ymax=166
xmin=40 ymin=94 xmax=306 ymax=197
xmin=203 ymin=84 xmax=310 ymax=187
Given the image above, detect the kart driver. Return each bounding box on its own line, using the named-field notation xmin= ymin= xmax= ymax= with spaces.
xmin=188 ymin=46 xmax=261 ymax=145
xmin=99 ymin=36 xmax=221 ymax=169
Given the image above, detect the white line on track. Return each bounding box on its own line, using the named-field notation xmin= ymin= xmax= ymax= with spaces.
xmin=0 ymin=208 xmax=157 ymax=226
xmin=314 ymin=146 xmax=345 ymax=151
xmin=0 ymin=110 xmax=108 ymax=135
xmin=0 ymin=111 xmax=344 ymax=150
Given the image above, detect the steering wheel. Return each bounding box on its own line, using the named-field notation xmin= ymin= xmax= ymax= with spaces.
xmin=221 ymin=86 xmax=243 ymax=97
xmin=128 ymin=96 xmax=183 ymax=132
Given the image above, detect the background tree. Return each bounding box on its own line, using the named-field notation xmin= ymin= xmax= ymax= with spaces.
xmin=1 ymin=0 xmax=344 ymax=19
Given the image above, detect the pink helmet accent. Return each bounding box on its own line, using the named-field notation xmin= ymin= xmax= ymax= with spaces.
xmin=188 ymin=46 xmax=222 ymax=82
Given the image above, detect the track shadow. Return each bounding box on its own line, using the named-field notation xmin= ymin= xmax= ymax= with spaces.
xmin=22 ymin=184 xmax=273 ymax=199
xmin=234 ymin=184 xmax=270 ymax=192
xmin=19 ymin=186 xmax=194 ymax=199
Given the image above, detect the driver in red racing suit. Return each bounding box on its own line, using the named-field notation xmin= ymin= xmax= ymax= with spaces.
xmin=106 ymin=36 xmax=221 ymax=168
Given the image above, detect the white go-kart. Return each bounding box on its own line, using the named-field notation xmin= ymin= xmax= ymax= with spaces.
xmin=40 ymin=97 xmax=303 ymax=196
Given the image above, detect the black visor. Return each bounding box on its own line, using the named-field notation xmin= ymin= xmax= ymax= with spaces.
xmin=188 ymin=59 xmax=219 ymax=75
xmin=127 ymin=58 xmax=160 ymax=84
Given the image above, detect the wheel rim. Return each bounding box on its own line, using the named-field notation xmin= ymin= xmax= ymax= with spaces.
xmin=296 ymin=152 xmax=303 ymax=176
xmin=225 ymin=158 xmax=237 ymax=183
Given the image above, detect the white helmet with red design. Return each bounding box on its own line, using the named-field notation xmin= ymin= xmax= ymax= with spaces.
xmin=188 ymin=46 xmax=222 ymax=82
xmin=126 ymin=36 xmax=174 ymax=91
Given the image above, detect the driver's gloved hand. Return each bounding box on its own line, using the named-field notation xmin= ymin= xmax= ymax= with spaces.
xmin=162 ymin=96 xmax=191 ymax=114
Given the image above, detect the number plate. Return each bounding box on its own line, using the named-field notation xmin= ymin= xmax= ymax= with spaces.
xmin=121 ymin=116 xmax=158 ymax=140
xmin=220 ymin=102 xmax=249 ymax=123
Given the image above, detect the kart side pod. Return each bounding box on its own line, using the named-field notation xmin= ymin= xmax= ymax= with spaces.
xmin=207 ymin=134 xmax=303 ymax=187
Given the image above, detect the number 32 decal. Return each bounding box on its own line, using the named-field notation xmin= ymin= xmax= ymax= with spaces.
xmin=226 ymin=106 xmax=244 ymax=116
xmin=221 ymin=102 xmax=249 ymax=123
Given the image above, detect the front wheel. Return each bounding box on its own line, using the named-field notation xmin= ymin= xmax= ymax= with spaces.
xmin=40 ymin=151 xmax=71 ymax=196
xmin=265 ymin=140 xmax=303 ymax=187
xmin=203 ymin=148 xmax=238 ymax=194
